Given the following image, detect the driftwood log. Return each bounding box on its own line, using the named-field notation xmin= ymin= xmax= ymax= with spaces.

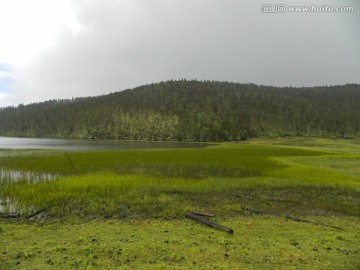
xmin=185 ymin=212 xmax=234 ymax=234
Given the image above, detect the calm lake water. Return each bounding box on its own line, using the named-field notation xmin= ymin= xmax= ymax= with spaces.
xmin=0 ymin=137 xmax=211 ymax=151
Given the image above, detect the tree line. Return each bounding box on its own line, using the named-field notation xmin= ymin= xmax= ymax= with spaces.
xmin=0 ymin=80 xmax=359 ymax=141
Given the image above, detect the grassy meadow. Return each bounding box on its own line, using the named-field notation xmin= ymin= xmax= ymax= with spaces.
xmin=0 ymin=137 xmax=359 ymax=269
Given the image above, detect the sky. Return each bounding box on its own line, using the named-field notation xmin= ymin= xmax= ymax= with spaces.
xmin=0 ymin=0 xmax=359 ymax=107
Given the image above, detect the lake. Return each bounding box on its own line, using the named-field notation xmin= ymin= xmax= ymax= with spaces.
xmin=0 ymin=137 xmax=211 ymax=151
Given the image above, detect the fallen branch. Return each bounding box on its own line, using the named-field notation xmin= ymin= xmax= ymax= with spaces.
xmin=285 ymin=215 xmax=343 ymax=230
xmin=65 ymin=153 xmax=75 ymax=171
xmin=243 ymin=207 xmax=268 ymax=215
xmin=185 ymin=212 xmax=233 ymax=234
xmin=0 ymin=212 xmax=20 ymax=218
xmin=190 ymin=210 xmax=216 ymax=217
xmin=25 ymin=208 xmax=49 ymax=219
xmin=242 ymin=206 xmax=343 ymax=230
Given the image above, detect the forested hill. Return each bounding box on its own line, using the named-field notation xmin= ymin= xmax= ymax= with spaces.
xmin=0 ymin=80 xmax=359 ymax=141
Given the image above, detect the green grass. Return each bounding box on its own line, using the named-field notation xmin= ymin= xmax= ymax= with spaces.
xmin=3 ymin=173 xmax=360 ymax=218
xmin=0 ymin=140 xmax=359 ymax=218
xmin=1 ymin=137 xmax=360 ymax=269
xmin=251 ymin=136 xmax=360 ymax=154
xmin=0 ymin=143 xmax=338 ymax=217
xmin=1 ymin=216 xmax=359 ymax=269
xmin=0 ymin=144 xmax=325 ymax=175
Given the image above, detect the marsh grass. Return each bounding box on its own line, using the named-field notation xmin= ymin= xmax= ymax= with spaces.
xmin=251 ymin=136 xmax=360 ymax=154
xmin=0 ymin=145 xmax=323 ymax=176
xmin=0 ymin=140 xmax=359 ymax=218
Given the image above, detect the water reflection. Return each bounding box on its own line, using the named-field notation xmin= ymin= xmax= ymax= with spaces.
xmin=0 ymin=169 xmax=58 ymax=183
xmin=0 ymin=137 xmax=212 ymax=150
xmin=0 ymin=197 xmax=17 ymax=213
xmin=0 ymin=170 xmax=57 ymax=215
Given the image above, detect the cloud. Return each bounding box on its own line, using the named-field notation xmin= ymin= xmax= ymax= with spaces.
xmin=0 ymin=64 xmax=15 ymax=99
xmin=0 ymin=93 xmax=13 ymax=107
xmin=0 ymin=63 xmax=14 ymax=78
xmin=0 ymin=0 xmax=80 ymax=67
xmin=0 ymin=70 xmax=14 ymax=79
xmin=8 ymin=0 xmax=360 ymax=105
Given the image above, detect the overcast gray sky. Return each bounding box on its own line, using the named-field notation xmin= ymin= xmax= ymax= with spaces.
xmin=0 ymin=0 xmax=359 ymax=107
